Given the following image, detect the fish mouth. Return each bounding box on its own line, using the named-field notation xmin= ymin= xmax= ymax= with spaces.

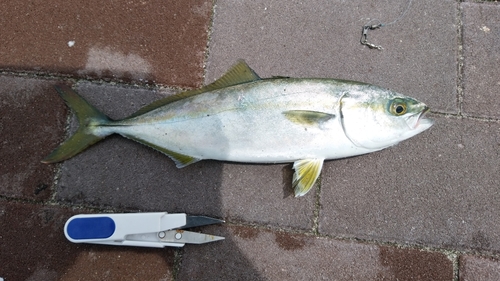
xmin=415 ymin=106 xmax=433 ymax=129
xmin=407 ymin=106 xmax=434 ymax=130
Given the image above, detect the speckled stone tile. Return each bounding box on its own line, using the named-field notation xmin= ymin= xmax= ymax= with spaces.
xmin=461 ymin=2 xmax=500 ymax=119
xmin=0 ymin=76 xmax=66 ymax=201
xmin=0 ymin=0 xmax=212 ymax=87
xmin=59 ymin=247 xmax=175 ymax=281
xmin=460 ymin=255 xmax=500 ymax=281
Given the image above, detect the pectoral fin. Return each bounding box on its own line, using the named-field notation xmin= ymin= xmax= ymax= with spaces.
xmin=292 ymin=158 xmax=324 ymax=197
xmin=283 ymin=110 xmax=335 ymax=127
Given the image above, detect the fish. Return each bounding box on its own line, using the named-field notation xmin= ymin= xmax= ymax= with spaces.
xmin=42 ymin=60 xmax=433 ymax=197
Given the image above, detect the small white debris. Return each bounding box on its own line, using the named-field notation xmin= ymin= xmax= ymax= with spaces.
xmin=479 ymin=26 xmax=490 ymax=33
xmin=67 ymin=41 xmax=75 ymax=47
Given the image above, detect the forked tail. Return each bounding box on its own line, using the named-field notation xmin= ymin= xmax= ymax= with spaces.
xmin=42 ymin=85 xmax=112 ymax=163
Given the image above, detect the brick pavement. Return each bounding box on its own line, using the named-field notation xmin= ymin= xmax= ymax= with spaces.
xmin=1 ymin=1 xmax=499 ymax=280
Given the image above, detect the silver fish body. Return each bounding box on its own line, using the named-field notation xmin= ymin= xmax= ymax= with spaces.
xmin=106 ymin=79 xmax=376 ymax=163
xmin=43 ymin=61 xmax=433 ymax=196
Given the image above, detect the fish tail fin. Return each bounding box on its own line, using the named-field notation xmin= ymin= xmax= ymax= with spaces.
xmin=42 ymin=85 xmax=112 ymax=164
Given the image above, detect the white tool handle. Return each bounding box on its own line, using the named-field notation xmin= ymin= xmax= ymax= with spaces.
xmin=64 ymin=212 xmax=186 ymax=244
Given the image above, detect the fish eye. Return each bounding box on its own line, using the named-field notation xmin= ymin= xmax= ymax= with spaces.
xmin=390 ymin=100 xmax=407 ymax=116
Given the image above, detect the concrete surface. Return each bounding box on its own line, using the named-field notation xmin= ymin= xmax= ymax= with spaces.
xmin=1 ymin=0 xmax=499 ymax=280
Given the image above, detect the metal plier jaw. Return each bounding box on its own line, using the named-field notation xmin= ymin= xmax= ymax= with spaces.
xmin=64 ymin=212 xmax=225 ymax=248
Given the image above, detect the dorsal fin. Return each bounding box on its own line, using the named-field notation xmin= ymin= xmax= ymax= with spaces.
xmin=129 ymin=60 xmax=260 ymax=118
xmin=206 ymin=59 xmax=261 ymax=89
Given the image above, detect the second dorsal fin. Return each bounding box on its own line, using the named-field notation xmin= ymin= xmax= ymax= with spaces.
xmin=206 ymin=59 xmax=261 ymax=90
xmin=129 ymin=60 xmax=261 ymax=118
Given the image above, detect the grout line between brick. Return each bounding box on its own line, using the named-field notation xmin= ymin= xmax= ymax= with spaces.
xmin=0 ymin=195 xmax=48 ymax=206
xmin=172 ymin=248 xmax=183 ymax=281
xmin=201 ymin=0 xmax=218 ymax=85
xmin=456 ymin=0 xmax=465 ymax=117
xmin=441 ymin=249 xmax=460 ymax=281
xmin=0 ymin=70 xmax=188 ymax=92
xmin=47 ymin=164 xmax=63 ymax=204
xmin=429 ymin=111 xmax=500 ymax=122
xmin=312 ymin=175 xmax=321 ymax=235
xmin=453 ymin=252 xmax=460 ymax=281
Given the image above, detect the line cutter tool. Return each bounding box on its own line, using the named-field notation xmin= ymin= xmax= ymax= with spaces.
xmin=64 ymin=212 xmax=225 ymax=248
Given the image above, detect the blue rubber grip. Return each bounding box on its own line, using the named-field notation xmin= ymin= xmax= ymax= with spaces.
xmin=67 ymin=217 xmax=116 ymax=240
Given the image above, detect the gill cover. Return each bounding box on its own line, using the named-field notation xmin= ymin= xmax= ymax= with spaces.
xmin=339 ymin=92 xmax=432 ymax=150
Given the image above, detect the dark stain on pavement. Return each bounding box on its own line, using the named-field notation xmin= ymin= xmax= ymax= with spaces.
xmin=275 ymin=232 xmax=305 ymax=251
xmin=232 ymin=225 xmax=260 ymax=240
xmin=377 ymin=246 xmax=453 ymax=281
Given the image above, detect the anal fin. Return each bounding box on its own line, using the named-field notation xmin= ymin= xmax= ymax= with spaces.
xmin=124 ymin=135 xmax=201 ymax=168
xmin=292 ymin=158 xmax=324 ymax=197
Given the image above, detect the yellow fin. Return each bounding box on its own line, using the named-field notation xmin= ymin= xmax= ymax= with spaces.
xmin=283 ymin=110 xmax=335 ymax=127
xmin=42 ymin=127 xmax=105 ymax=163
xmin=129 ymin=60 xmax=260 ymax=118
xmin=207 ymin=59 xmax=261 ymax=89
xmin=42 ymin=85 xmax=112 ymax=163
xmin=292 ymin=158 xmax=324 ymax=197
xmin=123 ymin=135 xmax=201 ymax=168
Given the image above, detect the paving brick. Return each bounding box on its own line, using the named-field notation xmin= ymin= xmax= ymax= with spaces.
xmin=53 ymin=82 xmax=315 ymax=230
xmin=460 ymin=255 xmax=500 ymax=281
xmin=0 ymin=76 xmax=66 ymax=201
xmin=0 ymin=0 xmax=212 ymax=87
xmin=178 ymin=225 xmax=453 ymax=280
xmin=207 ymin=0 xmax=459 ymax=113
xmin=59 ymin=248 xmax=175 ymax=281
xmin=462 ymin=2 xmax=500 ymax=119
xmin=0 ymin=200 xmax=175 ymax=281
xmin=320 ymin=116 xmax=500 ymax=252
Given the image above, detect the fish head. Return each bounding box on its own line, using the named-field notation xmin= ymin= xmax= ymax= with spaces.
xmin=339 ymin=88 xmax=434 ymax=150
